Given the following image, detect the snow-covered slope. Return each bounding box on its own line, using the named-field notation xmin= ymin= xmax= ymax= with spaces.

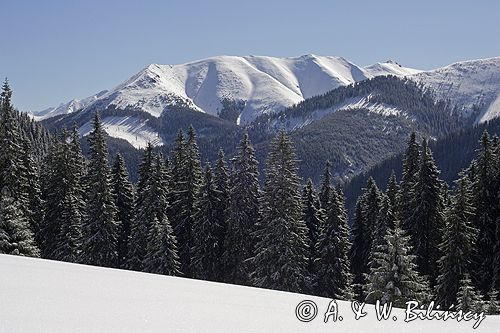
xmin=415 ymin=57 xmax=500 ymax=123
xmin=31 ymin=55 xmax=421 ymax=124
xmin=1 ymin=254 xmax=499 ymax=332
xmin=33 ymin=90 xmax=108 ymax=120
xmin=78 ymin=116 xmax=164 ymax=149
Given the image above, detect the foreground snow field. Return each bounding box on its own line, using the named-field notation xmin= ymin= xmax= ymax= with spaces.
xmin=1 ymin=254 xmax=499 ymax=332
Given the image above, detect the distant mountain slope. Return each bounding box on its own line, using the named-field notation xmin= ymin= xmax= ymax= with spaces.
xmin=415 ymin=57 xmax=500 ymax=123
xmin=31 ymin=54 xmax=421 ymax=124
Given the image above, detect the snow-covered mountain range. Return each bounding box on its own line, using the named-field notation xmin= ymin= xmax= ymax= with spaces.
xmin=32 ymin=55 xmax=500 ymax=150
xmin=31 ymin=55 xmax=421 ymax=124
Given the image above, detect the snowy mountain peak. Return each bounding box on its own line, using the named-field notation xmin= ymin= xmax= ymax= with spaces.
xmin=31 ymin=54 xmax=421 ymax=123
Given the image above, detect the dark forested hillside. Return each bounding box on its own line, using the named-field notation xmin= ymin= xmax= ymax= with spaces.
xmin=343 ymin=117 xmax=500 ymax=217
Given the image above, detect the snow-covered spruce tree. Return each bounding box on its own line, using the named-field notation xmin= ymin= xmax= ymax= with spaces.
xmin=319 ymin=160 xmax=333 ymax=212
xmin=0 ymin=80 xmax=27 ymax=202
xmin=41 ymin=128 xmax=85 ymax=260
xmin=408 ymin=139 xmax=444 ymax=285
xmin=365 ymin=218 xmax=429 ymax=308
xmin=471 ymin=131 xmax=498 ymax=293
xmin=111 ymin=153 xmax=135 ymax=268
xmin=400 ymin=132 xmax=420 ymax=231
xmin=485 ymin=287 xmax=500 ymax=315
xmin=20 ymin=139 xmax=45 ymax=245
xmin=0 ymin=187 xmax=39 ymax=256
xmin=315 ymin=188 xmax=353 ymax=299
xmin=213 ymin=149 xmax=229 ymax=263
xmin=435 ymin=175 xmax=477 ymax=309
xmin=350 ymin=198 xmax=369 ymax=300
xmin=350 ymin=178 xmax=384 ymax=300
xmin=386 ymin=170 xmax=400 ymax=218
xmin=223 ymin=133 xmax=260 ymax=285
xmin=252 ymin=132 xmax=309 ymax=293
xmin=367 ymin=195 xmax=393 ymax=274
xmin=301 ymin=178 xmax=323 ymax=277
xmin=80 ymin=112 xmax=119 ymax=267
xmin=169 ymin=126 xmax=202 ymax=277
xmin=141 ymin=154 xmax=172 ymax=271
xmin=191 ymin=165 xmax=224 ymax=281
xmin=457 ymin=275 xmax=484 ymax=312
xmin=126 ymin=143 xmax=154 ymax=271
xmin=143 ymin=215 xmax=181 ymax=276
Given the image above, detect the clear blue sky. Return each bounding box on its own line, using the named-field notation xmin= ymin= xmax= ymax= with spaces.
xmin=2 ymin=0 xmax=499 ymax=111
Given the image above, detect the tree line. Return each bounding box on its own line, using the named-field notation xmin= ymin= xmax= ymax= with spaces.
xmin=1 ymin=80 xmax=499 ymax=314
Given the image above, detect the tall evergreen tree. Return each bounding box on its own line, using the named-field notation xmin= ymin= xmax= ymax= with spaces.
xmin=143 ymin=215 xmax=181 ymax=276
xmin=40 ymin=128 xmax=85 ymax=260
xmin=252 ymin=132 xmax=309 ymax=293
xmin=170 ymin=126 xmax=202 ymax=276
xmin=80 ymin=112 xmax=118 ymax=267
xmin=213 ymin=149 xmax=230 ymax=262
xmin=471 ymin=131 xmax=498 ymax=292
xmin=126 ymin=144 xmax=154 ymax=271
xmin=435 ymin=175 xmax=477 ymax=309
xmin=400 ymin=132 xmax=421 ymax=231
xmin=315 ymin=188 xmax=353 ymax=299
xmin=0 ymin=80 xmax=26 ymax=201
xmin=350 ymin=198 xmax=369 ymax=300
xmin=301 ymin=179 xmax=323 ymax=276
xmin=319 ymin=160 xmax=333 ymax=211
xmin=0 ymin=187 xmax=40 ymax=256
xmin=386 ymin=170 xmax=400 ymax=216
xmin=408 ymin=139 xmax=444 ymax=284
xmin=191 ymin=165 xmax=223 ymax=281
xmin=223 ymin=133 xmax=260 ymax=285
xmin=365 ymin=218 xmax=428 ymax=307
xmin=111 ymin=153 xmax=135 ymax=268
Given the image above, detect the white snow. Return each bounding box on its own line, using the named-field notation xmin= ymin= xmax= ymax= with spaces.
xmin=0 ymin=254 xmax=499 ymax=332
xmin=79 ymin=116 xmax=163 ymax=149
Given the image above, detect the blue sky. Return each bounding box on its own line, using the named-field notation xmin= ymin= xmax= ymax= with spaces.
xmin=2 ymin=0 xmax=500 ymax=111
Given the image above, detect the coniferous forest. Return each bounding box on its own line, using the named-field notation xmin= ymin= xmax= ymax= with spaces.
xmin=2 ymin=80 xmax=500 ymax=314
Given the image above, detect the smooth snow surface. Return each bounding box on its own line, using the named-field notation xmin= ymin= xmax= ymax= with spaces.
xmin=1 ymin=254 xmax=499 ymax=333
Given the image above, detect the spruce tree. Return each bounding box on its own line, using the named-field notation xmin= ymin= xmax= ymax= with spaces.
xmin=435 ymin=175 xmax=477 ymax=309
xmin=252 ymin=132 xmax=309 ymax=293
xmin=126 ymin=144 xmax=154 ymax=271
xmin=315 ymin=188 xmax=353 ymax=299
xmin=319 ymin=160 xmax=333 ymax=211
xmin=0 ymin=187 xmax=40 ymax=256
xmin=170 ymin=126 xmax=202 ymax=276
xmin=386 ymin=170 xmax=400 ymax=216
xmin=80 ymin=112 xmax=118 ymax=267
xmin=191 ymin=165 xmax=223 ymax=281
xmin=408 ymin=139 xmax=444 ymax=284
xmin=350 ymin=198 xmax=369 ymax=299
xmin=140 ymin=154 xmax=171 ymax=272
xmin=111 ymin=153 xmax=135 ymax=268
xmin=457 ymin=275 xmax=484 ymax=312
xmin=223 ymin=133 xmax=260 ymax=285
xmin=41 ymin=128 xmax=85 ymax=260
xmin=301 ymin=179 xmax=323 ymax=276
xmin=471 ymin=131 xmax=498 ymax=292
xmin=213 ymin=149 xmax=229 ymax=262
xmin=143 ymin=215 xmax=181 ymax=276
xmin=365 ymin=218 xmax=428 ymax=307
xmin=0 ymin=80 xmax=26 ymax=201
xmin=400 ymin=132 xmax=420 ymax=231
